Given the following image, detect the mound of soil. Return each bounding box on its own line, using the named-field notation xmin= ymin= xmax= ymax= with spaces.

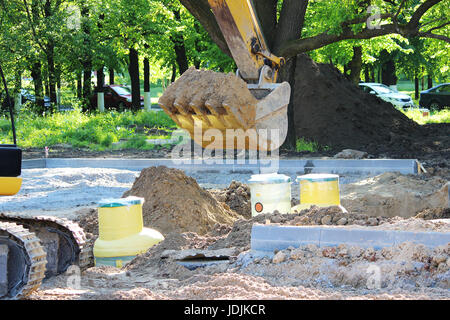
xmin=122 ymin=166 xmax=239 ymax=236
xmin=292 ymin=54 xmax=449 ymax=158
xmin=341 ymin=173 xmax=448 ymax=218
xmin=209 ymin=181 xmax=252 ymax=219
xmin=415 ymin=208 xmax=450 ymax=220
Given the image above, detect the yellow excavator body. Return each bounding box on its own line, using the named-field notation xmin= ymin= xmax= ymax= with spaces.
xmin=159 ymin=0 xmax=291 ymax=151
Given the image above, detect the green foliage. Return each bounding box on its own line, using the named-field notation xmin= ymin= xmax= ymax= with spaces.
xmin=0 ymin=108 xmax=175 ymax=150
xmin=403 ymin=109 xmax=450 ymax=125
xmin=296 ymin=138 xmax=320 ymax=153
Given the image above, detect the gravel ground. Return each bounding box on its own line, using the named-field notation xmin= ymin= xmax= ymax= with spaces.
xmin=0 ymin=167 xmax=374 ymax=216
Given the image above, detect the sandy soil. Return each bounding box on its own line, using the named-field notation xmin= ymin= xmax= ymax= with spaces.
xmin=1 ymin=166 xmax=448 ymax=300
xmin=341 ymin=173 xmax=449 ymax=218
xmin=28 ymin=218 xmax=450 ymax=300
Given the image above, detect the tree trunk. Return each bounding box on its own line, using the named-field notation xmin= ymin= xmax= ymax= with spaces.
xmin=171 ymin=64 xmax=177 ymax=83
xmin=128 ymin=48 xmax=141 ymax=111
xmin=171 ymin=10 xmax=189 ymax=75
xmin=427 ymin=74 xmax=433 ymax=89
xmin=81 ymin=6 xmax=92 ymax=111
xmin=97 ymin=66 xmax=105 ymax=90
xmin=349 ymin=46 xmax=362 ymax=84
xmin=31 ymin=61 xmax=45 ymax=113
xmin=279 ymin=56 xmax=298 ymax=150
xmin=47 ymin=41 xmax=57 ymax=105
xmin=414 ymin=73 xmax=419 ymax=100
xmin=381 ymin=59 xmax=397 ymax=86
xmin=77 ymin=72 xmax=82 ymax=99
xmin=109 ymin=68 xmax=115 ymax=85
xmin=144 ymin=58 xmax=150 ymax=93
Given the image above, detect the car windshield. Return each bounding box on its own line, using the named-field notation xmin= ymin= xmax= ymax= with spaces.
xmin=371 ymin=85 xmax=393 ymax=94
xmin=112 ymin=86 xmax=131 ymax=95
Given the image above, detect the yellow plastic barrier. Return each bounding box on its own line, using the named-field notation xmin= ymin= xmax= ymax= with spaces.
xmin=94 ymin=197 xmax=164 ymax=268
xmin=293 ymin=174 xmax=340 ymax=212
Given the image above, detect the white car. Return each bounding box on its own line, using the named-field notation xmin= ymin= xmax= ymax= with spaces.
xmin=359 ymin=83 xmax=415 ymax=109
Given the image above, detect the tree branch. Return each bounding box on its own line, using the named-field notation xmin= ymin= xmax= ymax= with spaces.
xmin=273 ymin=0 xmax=309 ymax=55
xmin=425 ymin=21 xmax=450 ymax=33
xmin=22 ymin=0 xmax=48 ymax=55
xmin=407 ymin=0 xmax=442 ymax=30
xmin=279 ymin=24 xmax=398 ymax=58
xmin=417 ymin=31 xmax=450 ymax=42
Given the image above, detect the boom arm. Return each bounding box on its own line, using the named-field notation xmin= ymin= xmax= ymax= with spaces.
xmin=208 ymin=0 xmax=285 ymax=83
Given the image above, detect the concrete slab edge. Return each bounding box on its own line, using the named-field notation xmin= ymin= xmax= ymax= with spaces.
xmin=251 ymin=225 xmax=450 ymax=256
xmin=22 ymin=158 xmax=420 ymax=175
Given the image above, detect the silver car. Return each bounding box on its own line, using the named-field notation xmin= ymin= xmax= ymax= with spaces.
xmin=359 ymin=83 xmax=415 ymax=109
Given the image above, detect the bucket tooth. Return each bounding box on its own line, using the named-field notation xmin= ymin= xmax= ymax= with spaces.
xmin=189 ymin=103 xmax=213 ymax=127
xmin=222 ymin=102 xmax=246 ymax=128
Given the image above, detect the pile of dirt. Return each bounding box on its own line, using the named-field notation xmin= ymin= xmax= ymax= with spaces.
xmin=209 ymin=181 xmax=252 ymax=219
xmin=74 ymin=208 xmax=98 ymax=239
xmin=415 ymin=208 xmax=450 ymax=220
xmin=241 ymin=242 xmax=450 ymax=291
xmin=123 ymin=166 xmax=239 ymax=236
xmin=292 ymin=54 xmax=449 ymax=158
xmin=158 ymin=67 xmax=257 ymax=127
xmin=341 ymin=173 xmax=449 ymax=218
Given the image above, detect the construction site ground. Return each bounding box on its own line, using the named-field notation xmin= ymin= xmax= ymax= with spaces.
xmin=0 ymin=158 xmax=449 ymax=300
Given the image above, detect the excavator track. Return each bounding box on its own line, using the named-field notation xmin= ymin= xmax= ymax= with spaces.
xmin=0 ymin=214 xmax=91 ymax=278
xmin=0 ymin=222 xmax=47 ymax=299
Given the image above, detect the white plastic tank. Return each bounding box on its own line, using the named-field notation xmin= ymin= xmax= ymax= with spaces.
xmin=248 ymin=173 xmax=292 ymax=216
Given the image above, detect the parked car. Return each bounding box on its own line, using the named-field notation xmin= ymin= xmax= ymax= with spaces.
xmin=359 ymin=82 xmax=415 ymax=109
xmin=90 ymin=85 xmax=144 ymax=110
xmin=20 ymin=89 xmax=51 ymax=108
xmin=1 ymin=89 xmax=51 ymax=111
xmin=419 ymin=83 xmax=450 ymax=111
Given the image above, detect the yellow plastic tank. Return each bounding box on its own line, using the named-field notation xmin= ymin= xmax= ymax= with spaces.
xmin=293 ymin=174 xmax=341 ymax=211
xmin=248 ymin=173 xmax=292 ymax=216
xmin=94 ymin=197 xmax=164 ymax=268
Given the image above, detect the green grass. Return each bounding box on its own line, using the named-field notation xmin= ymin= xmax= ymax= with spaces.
xmin=403 ymin=109 xmax=450 ymax=125
xmin=296 ymin=138 xmax=320 ymax=153
xmin=0 ymin=108 xmax=176 ymax=151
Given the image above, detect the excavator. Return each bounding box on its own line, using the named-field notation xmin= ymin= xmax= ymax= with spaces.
xmin=0 ymin=0 xmax=290 ymax=299
xmin=159 ymin=0 xmax=291 ymax=151
xmin=0 ymin=65 xmax=90 ymax=299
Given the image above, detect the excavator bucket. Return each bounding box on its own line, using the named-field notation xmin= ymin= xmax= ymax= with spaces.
xmin=158 ymin=68 xmax=290 ymax=151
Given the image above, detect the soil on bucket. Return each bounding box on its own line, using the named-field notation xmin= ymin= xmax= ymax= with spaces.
xmin=122 ymin=166 xmax=239 ymax=236
xmin=158 ymin=67 xmax=257 ymax=127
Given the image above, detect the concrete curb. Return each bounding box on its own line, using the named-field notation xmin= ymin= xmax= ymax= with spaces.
xmin=251 ymin=224 xmax=450 ymax=256
xmin=22 ymin=158 xmax=421 ymax=175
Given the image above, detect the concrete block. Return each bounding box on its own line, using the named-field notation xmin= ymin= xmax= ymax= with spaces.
xmin=320 ymin=228 xmax=396 ymax=250
xmin=394 ymin=231 xmax=450 ymax=248
xmin=251 ymin=225 xmax=321 ymax=253
xmin=251 ymin=225 xmax=450 ymax=256
xmin=0 ymin=245 xmax=8 ymax=296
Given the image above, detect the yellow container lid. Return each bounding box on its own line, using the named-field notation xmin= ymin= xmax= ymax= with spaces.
xmin=0 ymin=177 xmax=22 ymax=196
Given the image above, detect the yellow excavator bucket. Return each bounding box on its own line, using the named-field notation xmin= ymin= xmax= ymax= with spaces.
xmin=159 ymin=68 xmax=290 ymax=151
xmin=159 ymin=0 xmax=291 ymax=151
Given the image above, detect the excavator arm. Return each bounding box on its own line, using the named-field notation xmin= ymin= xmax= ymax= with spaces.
xmin=209 ymin=0 xmax=284 ymax=83
xmin=159 ymin=0 xmax=291 ymax=151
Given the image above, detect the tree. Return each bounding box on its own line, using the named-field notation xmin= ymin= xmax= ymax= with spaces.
xmin=179 ymin=0 xmax=450 ymax=148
